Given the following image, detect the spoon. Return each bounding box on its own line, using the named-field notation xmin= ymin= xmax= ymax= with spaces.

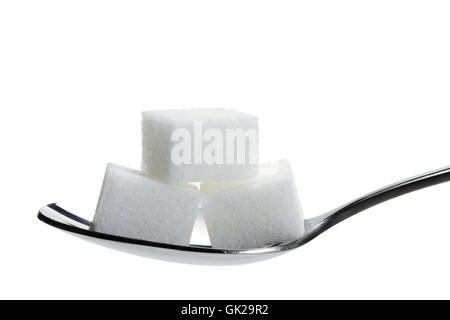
xmin=37 ymin=166 xmax=450 ymax=265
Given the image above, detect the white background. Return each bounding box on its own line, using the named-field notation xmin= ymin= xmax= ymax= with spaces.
xmin=1 ymin=1 xmax=450 ymax=299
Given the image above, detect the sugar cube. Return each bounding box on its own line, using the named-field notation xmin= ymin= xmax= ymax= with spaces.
xmin=201 ymin=160 xmax=305 ymax=249
xmin=92 ymin=164 xmax=200 ymax=246
xmin=141 ymin=108 xmax=258 ymax=183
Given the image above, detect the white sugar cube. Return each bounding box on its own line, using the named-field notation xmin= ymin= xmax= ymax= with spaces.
xmin=92 ymin=164 xmax=200 ymax=246
xmin=201 ymin=160 xmax=305 ymax=249
xmin=142 ymin=108 xmax=258 ymax=183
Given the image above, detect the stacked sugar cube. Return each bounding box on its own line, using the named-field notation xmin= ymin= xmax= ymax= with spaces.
xmin=92 ymin=109 xmax=305 ymax=249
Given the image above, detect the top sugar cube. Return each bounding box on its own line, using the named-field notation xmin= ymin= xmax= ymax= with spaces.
xmin=142 ymin=109 xmax=258 ymax=183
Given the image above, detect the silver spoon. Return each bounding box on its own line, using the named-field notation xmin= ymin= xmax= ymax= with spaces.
xmin=38 ymin=166 xmax=450 ymax=265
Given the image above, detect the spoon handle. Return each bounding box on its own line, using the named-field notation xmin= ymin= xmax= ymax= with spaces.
xmin=305 ymin=166 xmax=450 ymax=242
